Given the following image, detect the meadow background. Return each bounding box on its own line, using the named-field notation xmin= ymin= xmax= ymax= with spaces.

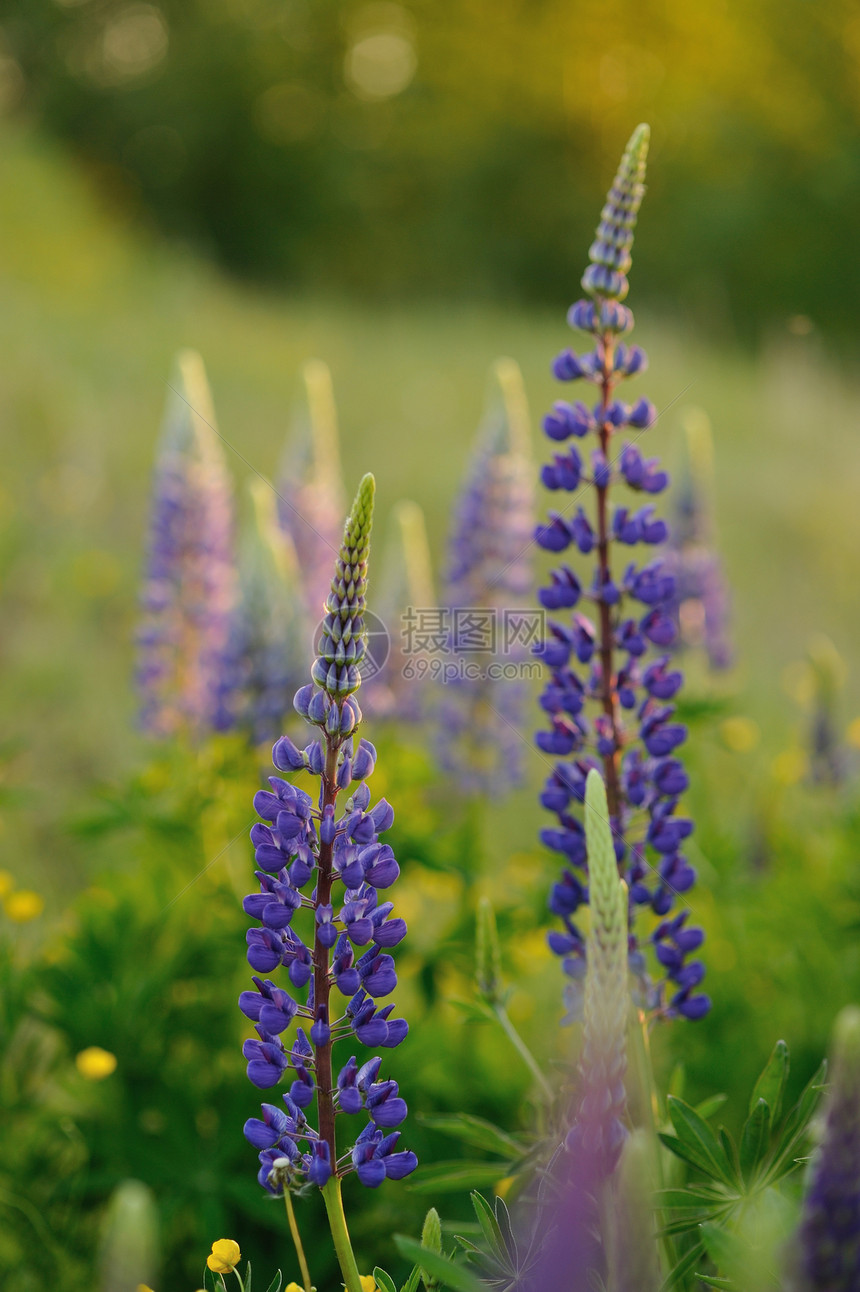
xmin=2 ymin=2 xmax=860 ymax=1289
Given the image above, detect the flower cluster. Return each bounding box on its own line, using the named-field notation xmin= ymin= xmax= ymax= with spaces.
xmin=796 ymin=1006 xmax=860 ymax=1290
xmin=438 ymin=357 xmax=535 ymax=793
xmin=534 ymin=125 xmax=709 ymax=1021
xmin=241 ymin=473 xmax=417 ymax=1194
xmin=136 ymin=350 xmax=236 ymax=737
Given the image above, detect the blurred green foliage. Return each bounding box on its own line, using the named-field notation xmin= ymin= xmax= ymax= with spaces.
xmin=2 ymin=0 xmax=860 ymax=333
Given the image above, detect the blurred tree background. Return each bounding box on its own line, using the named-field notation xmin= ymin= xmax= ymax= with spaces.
xmin=2 ymin=0 xmax=859 ymax=334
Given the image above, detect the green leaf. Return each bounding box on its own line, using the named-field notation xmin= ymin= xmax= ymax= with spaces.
xmin=418 ymin=1113 xmax=526 ymax=1161
xmin=668 ymin=1064 xmax=686 ymax=1100
xmin=407 ymin=1161 xmax=509 ymax=1194
xmin=764 ymin=1059 xmax=827 ymax=1185
xmin=657 ymin=1187 xmax=727 ymax=1210
xmin=263 ymin=1274 xmax=282 ymax=1292
xmin=401 ymin=1266 xmax=422 ymax=1292
xmin=244 ymin=1261 xmax=252 ymax=1292
xmin=701 ymin=1220 xmax=739 ymax=1270
xmin=448 ymin=999 xmax=496 ymax=1025
xmin=494 ymin=1196 xmax=518 ymax=1263
xmin=718 ymin=1129 xmax=741 ymax=1188
xmin=469 ymin=1192 xmax=506 ymax=1263
xmin=695 ymin=1094 xmax=728 ymax=1121
xmin=696 ymin=1278 xmax=734 ymax=1289
xmin=373 ymin=1270 xmax=397 ymax=1292
xmin=666 ymin=1097 xmax=736 ymax=1186
xmin=660 ymin=1241 xmax=706 ymax=1291
xmin=393 ymin=1238 xmax=483 ymax=1292
xmin=739 ymin=1099 xmax=771 ymax=1183
xmin=750 ymin=1041 xmax=789 ymax=1122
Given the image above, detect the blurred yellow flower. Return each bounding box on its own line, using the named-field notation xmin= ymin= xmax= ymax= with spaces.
xmin=846 ymin=717 xmax=860 ymax=750
xmin=207 ymin=1239 xmax=241 ymax=1273
xmin=4 ymin=890 xmax=44 ymax=922
xmin=284 ymin=1284 xmax=304 ymax=1292
xmin=360 ymin=1279 xmax=378 ymax=1292
xmin=719 ymin=716 xmax=760 ymax=753
xmin=136 ymin=1285 xmax=154 ymax=1291
xmin=772 ymin=748 xmax=808 ymax=785
xmin=76 ymin=1046 xmax=118 ymax=1080
xmin=0 ymin=870 xmax=14 ymax=898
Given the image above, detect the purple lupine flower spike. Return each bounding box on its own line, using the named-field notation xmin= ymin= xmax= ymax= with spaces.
xmin=214 ymin=480 xmax=308 ymax=742
xmin=666 ymin=408 xmax=733 ymax=670
xmin=534 ymin=125 xmax=709 ymax=1021
xmin=438 ymin=357 xmax=535 ymax=794
xmin=278 ymin=359 xmax=346 ymax=628
xmin=362 ymin=500 xmax=436 ymax=721
xmin=136 ymin=350 xmax=237 ymax=737
xmin=795 ymin=1006 xmax=860 ymax=1290
xmin=242 ymin=473 xmax=416 ymax=1196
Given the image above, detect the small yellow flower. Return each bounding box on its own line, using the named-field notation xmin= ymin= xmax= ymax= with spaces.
xmin=772 ymin=748 xmax=808 ymax=786
xmin=0 ymin=870 xmax=14 ymax=898
xmin=207 ymin=1239 xmax=241 ymax=1273
xmin=360 ymin=1279 xmax=378 ymax=1292
xmin=846 ymin=717 xmax=860 ymax=750
xmin=285 ymin=1284 xmax=305 ymax=1292
xmin=76 ymin=1046 xmax=118 ymax=1080
xmin=136 ymin=1285 xmax=155 ymax=1291
xmin=4 ymin=890 xmax=44 ymax=922
xmin=719 ymin=716 xmax=760 ymax=753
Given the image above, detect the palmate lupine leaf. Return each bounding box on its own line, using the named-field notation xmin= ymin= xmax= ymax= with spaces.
xmin=393 ymin=1237 xmax=483 ymax=1292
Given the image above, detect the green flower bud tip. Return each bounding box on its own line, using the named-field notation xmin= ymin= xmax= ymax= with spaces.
xmin=583 ymin=122 xmax=650 ymax=301
xmin=476 ymin=896 xmax=504 ymax=1006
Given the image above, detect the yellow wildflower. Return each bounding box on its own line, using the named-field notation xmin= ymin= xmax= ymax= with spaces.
xmin=4 ymin=890 xmax=44 ymax=922
xmin=207 ymin=1239 xmax=241 ymax=1273
xmin=719 ymin=716 xmax=760 ymax=753
xmin=360 ymin=1278 xmax=378 ymax=1292
xmin=75 ymin=1046 xmax=118 ymax=1080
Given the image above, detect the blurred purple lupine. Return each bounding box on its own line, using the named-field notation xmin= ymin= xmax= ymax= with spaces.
xmin=361 ymin=499 xmax=436 ymax=722
xmin=533 ymin=126 xmax=709 ymax=1021
xmin=795 ymin=1006 xmax=860 ymax=1290
xmin=136 ymin=350 xmax=237 ymax=737
xmin=438 ymin=357 xmax=535 ymax=794
xmin=214 ymin=481 xmax=308 ymax=743
xmin=241 ymin=473 xmax=417 ymax=1197
xmin=667 ymin=409 xmax=733 ymax=670
xmin=278 ymin=359 xmax=346 ymax=629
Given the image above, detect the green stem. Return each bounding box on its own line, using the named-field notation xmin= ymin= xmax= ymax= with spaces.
xmin=493 ymin=1004 xmax=554 ymax=1105
xmin=321 ymin=1176 xmax=363 ymax=1292
xmin=284 ymin=1189 xmax=313 ymax=1292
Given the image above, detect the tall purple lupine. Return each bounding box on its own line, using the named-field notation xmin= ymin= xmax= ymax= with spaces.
xmin=278 ymin=359 xmax=346 ymax=628
xmin=438 ymin=358 xmax=535 ymax=794
xmin=794 ymin=1006 xmax=860 ymax=1290
xmin=241 ymin=474 xmax=416 ymax=1211
xmin=137 ymin=350 xmax=236 ymax=737
xmin=534 ymin=126 xmax=709 ymax=1021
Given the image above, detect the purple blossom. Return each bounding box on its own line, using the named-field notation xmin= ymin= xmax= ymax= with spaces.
xmin=533 ymin=126 xmax=709 ymax=1021
xmin=136 ymin=351 xmax=237 ymax=737
xmin=437 ymin=358 xmax=535 ymax=795
xmin=242 ymin=473 xmax=416 ymax=1196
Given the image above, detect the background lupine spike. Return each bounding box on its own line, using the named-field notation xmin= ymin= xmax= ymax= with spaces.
xmin=278 ymin=359 xmax=346 ymax=626
xmin=363 ymin=499 xmax=436 ymax=719
xmin=98 ymin=1179 xmax=159 ymax=1292
xmin=437 ymin=357 xmax=535 ymax=794
xmin=536 ymin=126 xmax=709 ymax=1023
xmin=794 ymin=1005 xmax=860 ymax=1290
xmin=136 ymin=349 xmax=237 ymax=737
xmin=668 ymin=408 xmax=733 ymax=670
xmin=214 ymin=479 xmax=307 ymax=741
xmin=567 ymin=770 xmax=629 ymax=1175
